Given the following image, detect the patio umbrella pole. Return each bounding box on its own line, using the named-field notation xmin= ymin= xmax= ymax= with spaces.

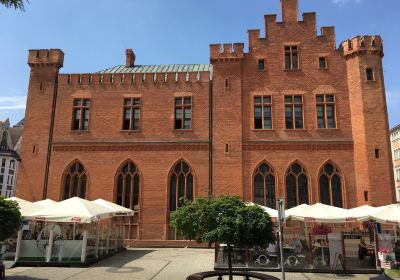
xmin=73 ymin=223 xmax=76 ymax=240
xmin=15 ymin=230 xmax=22 ymax=262
xmin=95 ymin=221 xmax=100 ymax=258
xmin=278 ymin=198 xmax=285 ymax=280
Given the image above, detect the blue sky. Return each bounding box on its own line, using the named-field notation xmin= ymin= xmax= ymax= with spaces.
xmin=0 ymin=0 xmax=399 ymax=128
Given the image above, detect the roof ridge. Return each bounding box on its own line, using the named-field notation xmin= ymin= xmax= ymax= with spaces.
xmin=97 ymin=64 xmax=213 ymax=75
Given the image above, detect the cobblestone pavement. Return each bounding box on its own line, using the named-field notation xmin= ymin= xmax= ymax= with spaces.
xmin=5 ymin=248 xmax=381 ymax=280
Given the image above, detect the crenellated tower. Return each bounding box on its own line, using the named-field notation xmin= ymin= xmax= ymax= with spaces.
xmin=341 ymin=36 xmax=395 ymax=205
xmin=16 ymin=49 xmax=64 ymax=201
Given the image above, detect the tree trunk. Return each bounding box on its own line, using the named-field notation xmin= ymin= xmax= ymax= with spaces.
xmin=227 ymin=243 xmax=233 ymax=280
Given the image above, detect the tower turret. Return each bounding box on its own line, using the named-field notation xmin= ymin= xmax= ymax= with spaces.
xmin=341 ymin=36 xmax=395 ymax=205
xmin=17 ymin=49 xmax=64 ymax=201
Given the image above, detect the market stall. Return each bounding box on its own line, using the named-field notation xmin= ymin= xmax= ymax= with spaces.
xmin=215 ymin=202 xmax=400 ymax=273
xmin=6 ymin=197 xmax=133 ymax=266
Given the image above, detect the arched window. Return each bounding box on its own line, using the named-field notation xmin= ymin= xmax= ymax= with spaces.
xmin=319 ymin=162 xmax=343 ymax=207
xmin=169 ymin=160 xmax=194 ymax=211
xmin=286 ymin=163 xmax=309 ymax=209
xmin=115 ymin=161 xmax=140 ymax=210
xmin=63 ymin=161 xmax=87 ymax=200
xmin=253 ymin=162 xmax=276 ymax=209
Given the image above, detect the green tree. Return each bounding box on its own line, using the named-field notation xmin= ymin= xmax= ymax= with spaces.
xmin=170 ymin=196 xmax=274 ymax=280
xmin=0 ymin=0 xmax=27 ymax=10
xmin=0 ymin=196 xmax=22 ymax=242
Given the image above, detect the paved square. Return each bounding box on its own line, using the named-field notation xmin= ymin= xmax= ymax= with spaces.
xmin=5 ymin=248 xmax=380 ymax=280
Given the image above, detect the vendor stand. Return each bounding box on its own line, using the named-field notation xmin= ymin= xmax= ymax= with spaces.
xmin=6 ymin=197 xmax=133 ymax=266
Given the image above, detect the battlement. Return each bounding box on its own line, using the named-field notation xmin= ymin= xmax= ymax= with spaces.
xmin=28 ymin=49 xmax=64 ymax=68
xmin=210 ymin=43 xmax=245 ymax=62
xmin=59 ymin=70 xmax=211 ymax=87
xmin=340 ymin=36 xmax=383 ymax=58
xmin=264 ymin=11 xmax=315 ymax=25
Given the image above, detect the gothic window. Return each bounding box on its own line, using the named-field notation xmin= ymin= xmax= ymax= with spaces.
xmin=115 ymin=161 xmax=140 ymax=211
xmin=319 ymin=162 xmax=343 ymax=208
xmin=115 ymin=160 xmax=140 ymax=240
xmin=62 ymin=161 xmax=87 ymax=200
xmin=168 ymin=159 xmax=194 ymax=240
xmin=253 ymin=162 xmax=276 ymax=209
xmin=286 ymin=163 xmax=309 ymax=209
xmin=169 ymin=160 xmax=194 ymax=211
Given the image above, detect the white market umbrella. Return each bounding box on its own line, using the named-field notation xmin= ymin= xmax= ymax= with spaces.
xmin=247 ymin=202 xmax=278 ymax=219
xmin=371 ymin=204 xmax=400 ymax=224
xmin=92 ymin=199 xmax=134 ymax=216
xmin=30 ymin=197 xmax=114 ymax=223
xmin=33 ymin=199 xmax=57 ymax=207
xmin=5 ymin=197 xmax=44 ymax=218
xmin=346 ymin=205 xmax=383 ymax=221
xmin=261 ymin=205 xmax=278 ymax=219
xmin=285 ymin=204 xmax=310 ymax=218
xmin=289 ymin=203 xmax=349 ymax=223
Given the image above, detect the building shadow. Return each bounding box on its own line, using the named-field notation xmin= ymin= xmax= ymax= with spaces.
xmin=98 ymin=249 xmax=155 ymax=274
xmin=95 ymin=249 xmax=155 ymax=273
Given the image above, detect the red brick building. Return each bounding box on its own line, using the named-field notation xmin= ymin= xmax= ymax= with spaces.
xmin=17 ymin=0 xmax=395 ymax=245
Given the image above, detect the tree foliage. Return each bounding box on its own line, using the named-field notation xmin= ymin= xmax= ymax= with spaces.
xmin=0 ymin=0 xmax=27 ymax=11
xmin=170 ymin=196 xmax=275 ymax=279
xmin=0 ymin=196 xmax=22 ymax=242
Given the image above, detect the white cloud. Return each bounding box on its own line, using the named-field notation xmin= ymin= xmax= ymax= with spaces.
xmin=0 ymin=96 xmax=27 ymax=110
xmin=332 ymin=0 xmax=362 ymax=7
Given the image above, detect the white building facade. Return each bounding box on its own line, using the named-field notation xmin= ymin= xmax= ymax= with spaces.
xmin=390 ymin=124 xmax=400 ymax=202
xmin=0 ymin=118 xmax=23 ymax=198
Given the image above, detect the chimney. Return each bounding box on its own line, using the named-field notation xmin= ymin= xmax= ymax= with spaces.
xmin=126 ymin=49 xmax=135 ymax=67
xmin=281 ymin=0 xmax=298 ymax=22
